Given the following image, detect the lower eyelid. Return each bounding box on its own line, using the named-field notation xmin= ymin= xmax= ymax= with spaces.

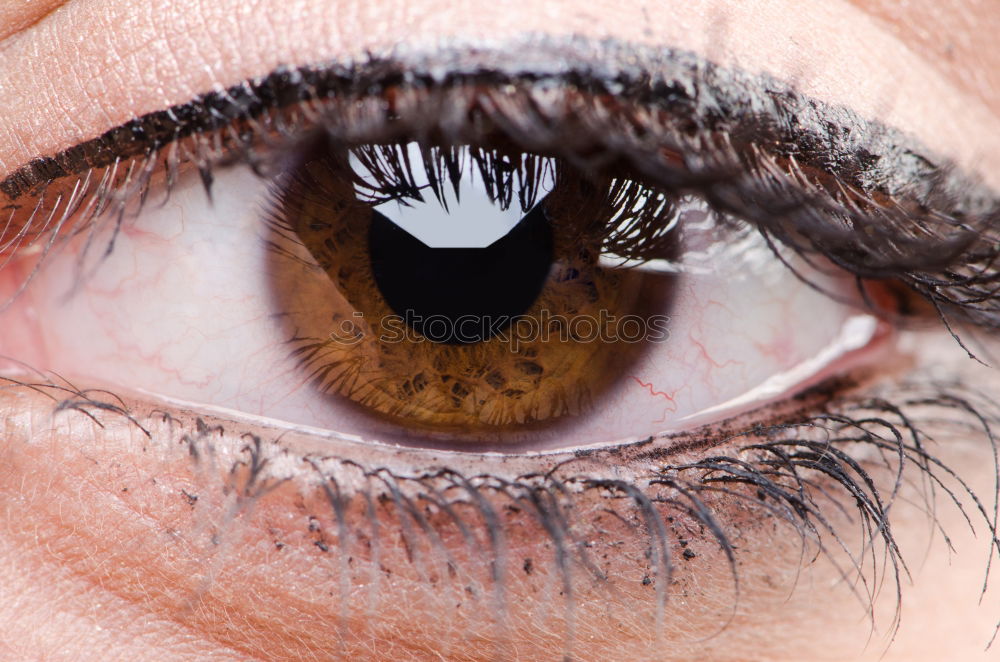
xmin=0 ymin=149 xmax=991 ymax=660
xmin=2 ymin=346 xmax=993 ymax=661
xmin=0 ymin=379 xmax=737 ymax=657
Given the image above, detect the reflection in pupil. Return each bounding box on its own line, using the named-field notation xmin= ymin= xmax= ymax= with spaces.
xmin=369 ymin=201 xmax=554 ymax=344
xmin=275 ymin=140 xmax=674 ymax=436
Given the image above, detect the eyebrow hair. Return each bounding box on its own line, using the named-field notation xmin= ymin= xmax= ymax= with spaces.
xmin=1 ymin=34 xmax=994 ymax=217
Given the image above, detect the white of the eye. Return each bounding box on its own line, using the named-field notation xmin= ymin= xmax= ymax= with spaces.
xmin=5 ymin=162 xmax=882 ymax=452
xmin=678 ymin=314 xmax=879 ymax=424
xmin=349 ymin=142 xmax=556 ymax=248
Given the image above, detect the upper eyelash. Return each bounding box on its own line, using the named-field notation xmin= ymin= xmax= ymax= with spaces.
xmin=2 ymin=36 xmax=1000 ymax=338
xmin=285 ymin=141 xmax=682 ymax=264
xmin=0 ymin=36 xmax=983 ymax=206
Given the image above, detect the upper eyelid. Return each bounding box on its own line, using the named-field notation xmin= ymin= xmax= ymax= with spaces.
xmin=0 ymin=38 xmax=994 ymax=216
xmin=4 ymin=37 xmax=1000 ymax=338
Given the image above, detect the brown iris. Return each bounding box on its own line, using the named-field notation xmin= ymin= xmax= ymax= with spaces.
xmin=266 ymin=138 xmax=675 ymax=435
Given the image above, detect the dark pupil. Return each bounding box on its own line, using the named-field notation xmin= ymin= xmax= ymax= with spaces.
xmin=368 ymin=201 xmax=554 ymax=344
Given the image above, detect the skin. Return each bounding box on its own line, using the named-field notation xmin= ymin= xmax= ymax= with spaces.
xmin=0 ymin=1 xmax=999 ymax=660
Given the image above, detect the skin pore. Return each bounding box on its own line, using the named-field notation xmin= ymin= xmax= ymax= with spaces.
xmin=0 ymin=1 xmax=999 ymax=661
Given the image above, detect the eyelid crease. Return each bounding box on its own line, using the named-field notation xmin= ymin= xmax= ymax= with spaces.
xmin=0 ymin=0 xmax=69 ymax=42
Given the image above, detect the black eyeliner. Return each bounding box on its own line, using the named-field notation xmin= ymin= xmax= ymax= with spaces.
xmin=1 ymin=34 xmax=993 ymax=218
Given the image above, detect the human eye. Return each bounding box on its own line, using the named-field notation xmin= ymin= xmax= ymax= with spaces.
xmin=2 ymin=2 xmax=1000 ymax=661
xmin=3 ymin=83 xmax=888 ymax=450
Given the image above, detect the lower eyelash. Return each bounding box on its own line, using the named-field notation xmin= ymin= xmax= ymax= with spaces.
xmin=12 ymin=368 xmax=998 ymax=651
